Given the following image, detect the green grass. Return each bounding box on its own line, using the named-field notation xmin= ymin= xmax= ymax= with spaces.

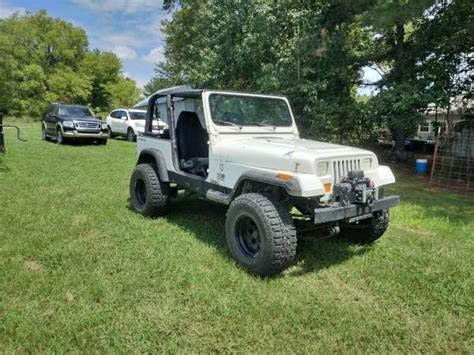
xmin=1 ymin=122 xmax=473 ymax=353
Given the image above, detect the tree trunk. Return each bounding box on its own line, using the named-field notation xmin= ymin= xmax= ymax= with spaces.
xmin=446 ymin=100 xmax=454 ymax=139
xmin=394 ymin=128 xmax=405 ymax=153
xmin=393 ymin=24 xmax=407 ymax=154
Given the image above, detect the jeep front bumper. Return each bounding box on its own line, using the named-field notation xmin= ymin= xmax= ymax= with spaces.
xmin=314 ymin=195 xmax=399 ymax=224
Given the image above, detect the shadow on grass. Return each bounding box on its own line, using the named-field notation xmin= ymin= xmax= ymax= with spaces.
xmin=160 ymin=196 xmax=368 ymax=277
xmin=44 ymin=139 xmax=107 ymax=147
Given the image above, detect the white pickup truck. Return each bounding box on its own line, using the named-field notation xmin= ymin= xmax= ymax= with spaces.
xmin=129 ymin=88 xmax=399 ymax=276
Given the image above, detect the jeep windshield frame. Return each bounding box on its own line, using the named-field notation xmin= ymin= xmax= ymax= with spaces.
xmin=208 ymin=93 xmax=293 ymax=128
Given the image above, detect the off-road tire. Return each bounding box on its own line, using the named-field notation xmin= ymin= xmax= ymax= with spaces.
xmin=225 ymin=193 xmax=297 ymax=277
xmin=130 ymin=163 xmax=169 ymax=217
xmin=127 ymin=128 xmax=136 ymax=142
xmin=339 ymin=210 xmax=389 ymax=244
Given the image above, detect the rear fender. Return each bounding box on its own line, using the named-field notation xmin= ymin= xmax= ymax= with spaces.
xmin=137 ymin=148 xmax=169 ymax=182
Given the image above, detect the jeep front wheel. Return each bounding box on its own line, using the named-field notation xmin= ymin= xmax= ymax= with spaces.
xmin=339 ymin=210 xmax=390 ymax=244
xmin=130 ymin=164 xmax=170 ymax=217
xmin=225 ymin=193 xmax=297 ymax=276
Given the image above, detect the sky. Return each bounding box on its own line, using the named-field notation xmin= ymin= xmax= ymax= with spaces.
xmin=0 ymin=0 xmax=171 ymax=88
xmin=0 ymin=0 xmax=381 ymax=94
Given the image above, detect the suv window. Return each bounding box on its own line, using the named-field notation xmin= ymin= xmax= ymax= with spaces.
xmin=46 ymin=105 xmax=55 ymax=116
xmin=58 ymin=105 xmax=94 ymax=118
xmin=110 ymin=111 xmax=121 ymax=118
xmin=129 ymin=111 xmax=146 ymax=120
xmin=117 ymin=110 xmax=127 ymax=119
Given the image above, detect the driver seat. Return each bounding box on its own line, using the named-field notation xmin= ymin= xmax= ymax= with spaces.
xmin=175 ymin=111 xmax=209 ymax=176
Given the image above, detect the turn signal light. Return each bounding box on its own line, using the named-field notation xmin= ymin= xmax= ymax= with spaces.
xmin=323 ymin=183 xmax=332 ymax=193
xmin=276 ymin=173 xmax=293 ymax=180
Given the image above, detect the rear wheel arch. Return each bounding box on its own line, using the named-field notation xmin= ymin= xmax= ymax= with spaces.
xmin=137 ymin=149 xmax=169 ymax=182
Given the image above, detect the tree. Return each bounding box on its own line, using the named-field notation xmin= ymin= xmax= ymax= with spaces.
xmin=363 ymin=0 xmax=436 ymax=152
xmin=80 ymin=50 xmax=123 ymax=111
xmin=154 ymin=0 xmax=372 ymax=142
xmin=415 ymin=0 xmax=473 ymax=136
xmin=107 ymin=77 xmax=142 ymax=108
xmin=0 ymin=11 xmax=141 ymax=117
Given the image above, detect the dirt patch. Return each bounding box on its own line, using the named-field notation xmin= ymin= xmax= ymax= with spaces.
xmin=23 ymin=260 xmax=43 ymax=272
xmin=65 ymin=290 xmax=74 ymax=304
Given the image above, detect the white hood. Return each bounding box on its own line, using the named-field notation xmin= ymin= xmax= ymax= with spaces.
xmin=219 ymin=136 xmax=376 ymax=174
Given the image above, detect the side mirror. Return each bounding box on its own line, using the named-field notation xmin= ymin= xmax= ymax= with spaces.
xmin=121 ymin=116 xmax=128 ymax=120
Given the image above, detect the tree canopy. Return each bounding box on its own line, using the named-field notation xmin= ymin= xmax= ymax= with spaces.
xmin=151 ymin=0 xmax=472 ymax=150
xmin=0 ymin=11 xmax=141 ymax=117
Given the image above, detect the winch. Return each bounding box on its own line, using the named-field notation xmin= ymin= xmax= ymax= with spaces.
xmin=333 ymin=170 xmax=377 ymax=206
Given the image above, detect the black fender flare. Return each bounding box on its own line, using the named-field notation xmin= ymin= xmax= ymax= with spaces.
xmin=136 ymin=148 xmax=169 ymax=182
xmin=229 ymin=170 xmax=303 ymax=201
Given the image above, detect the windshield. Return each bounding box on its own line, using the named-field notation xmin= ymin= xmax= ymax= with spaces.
xmin=209 ymin=94 xmax=293 ymax=127
xmin=129 ymin=111 xmax=147 ymax=120
xmin=59 ymin=106 xmax=94 ymax=118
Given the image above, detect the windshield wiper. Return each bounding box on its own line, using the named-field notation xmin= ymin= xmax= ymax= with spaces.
xmin=213 ymin=119 xmax=242 ymax=129
xmin=247 ymin=121 xmax=276 ymax=128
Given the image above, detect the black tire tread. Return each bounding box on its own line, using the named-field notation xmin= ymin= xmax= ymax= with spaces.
xmin=130 ymin=163 xmax=169 ymax=217
xmin=226 ymin=193 xmax=297 ymax=276
xmin=340 ymin=210 xmax=389 ymax=244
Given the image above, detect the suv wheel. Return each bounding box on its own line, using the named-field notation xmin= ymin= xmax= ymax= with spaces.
xmin=130 ymin=164 xmax=170 ymax=217
xmin=41 ymin=126 xmax=49 ymax=141
xmin=108 ymin=126 xmax=115 ymax=138
xmin=56 ymin=128 xmax=65 ymax=145
xmin=339 ymin=210 xmax=389 ymax=244
xmin=225 ymin=193 xmax=297 ymax=276
xmin=127 ymin=128 xmax=136 ymax=142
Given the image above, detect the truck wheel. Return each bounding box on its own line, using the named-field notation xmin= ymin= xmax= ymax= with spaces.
xmin=127 ymin=128 xmax=136 ymax=142
xmin=225 ymin=193 xmax=297 ymax=277
xmin=130 ymin=164 xmax=169 ymax=217
xmin=339 ymin=210 xmax=389 ymax=244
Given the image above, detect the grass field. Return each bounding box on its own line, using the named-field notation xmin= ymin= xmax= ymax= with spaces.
xmin=1 ymin=122 xmax=473 ymax=353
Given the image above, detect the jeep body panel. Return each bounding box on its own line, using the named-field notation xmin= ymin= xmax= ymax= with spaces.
xmin=135 ymin=88 xmax=396 ymax=202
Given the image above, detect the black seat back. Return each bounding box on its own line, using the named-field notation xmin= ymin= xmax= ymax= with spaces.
xmin=175 ymin=111 xmax=209 ymax=161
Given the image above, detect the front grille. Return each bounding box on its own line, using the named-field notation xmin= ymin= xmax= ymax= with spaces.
xmin=332 ymin=159 xmax=361 ymax=183
xmin=75 ymin=121 xmax=100 ymax=131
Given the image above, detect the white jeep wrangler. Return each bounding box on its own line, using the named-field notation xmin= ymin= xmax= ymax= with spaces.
xmin=129 ymin=88 xmax=399 ymax=276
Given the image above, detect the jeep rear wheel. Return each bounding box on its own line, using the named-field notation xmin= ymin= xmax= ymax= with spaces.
xmin=339 ymin=210 xmax=389 ymax=244
xmin=130 ymin=164 xmax=170 ymax=217
xmin=225 ymin=193 xmax=297 ymax=277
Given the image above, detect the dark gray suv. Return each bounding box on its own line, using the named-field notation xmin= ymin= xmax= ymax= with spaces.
xmin=41 ymin=103 xmax=109 ymax=145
